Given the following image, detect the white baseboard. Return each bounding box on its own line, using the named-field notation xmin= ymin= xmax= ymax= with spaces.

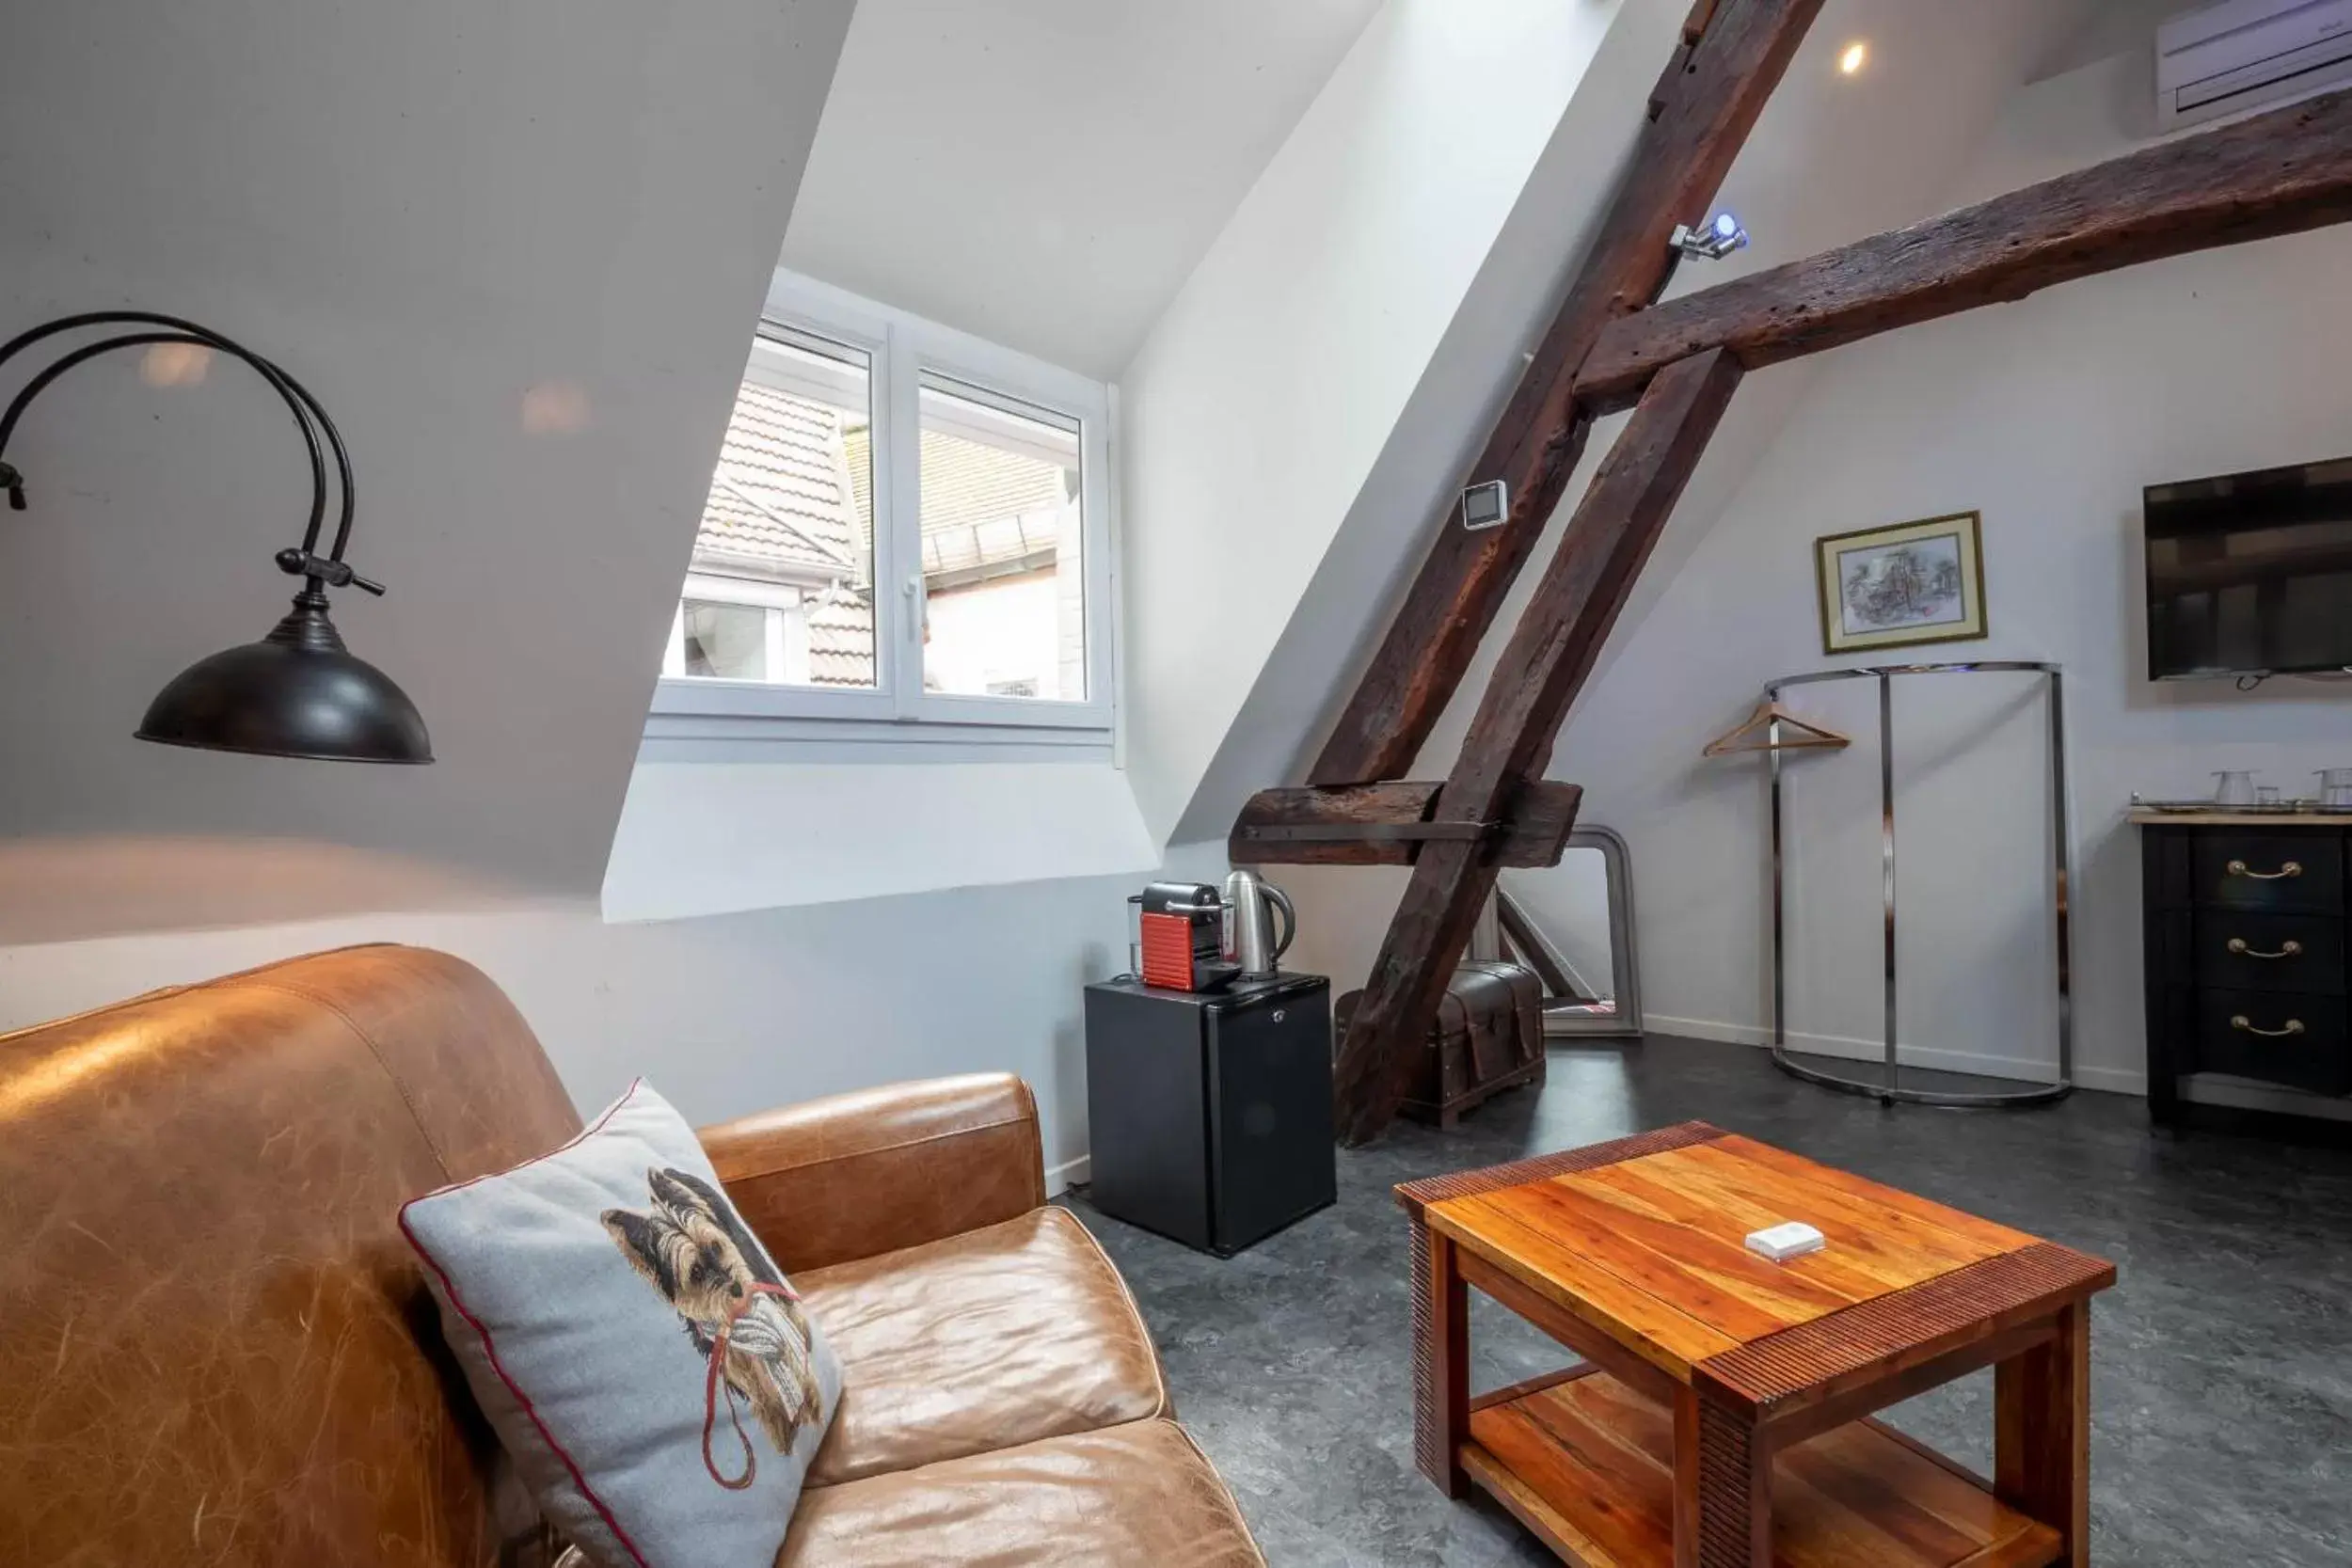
xmin=1644 ymin=1013 xmax=2148 ymax=1098
xmin=1046 ymin=1153 xmax=1090 ymax=1196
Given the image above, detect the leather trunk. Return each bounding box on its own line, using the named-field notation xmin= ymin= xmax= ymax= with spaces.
xmin=1337 ymin=959 xmax=1547 ymax=1128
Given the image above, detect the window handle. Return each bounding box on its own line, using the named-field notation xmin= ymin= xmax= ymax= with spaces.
xmin=2225 ymin=859 xmax=2303 ymax=879
xmin=2226 ymin=938 xmax=2304 ymax=959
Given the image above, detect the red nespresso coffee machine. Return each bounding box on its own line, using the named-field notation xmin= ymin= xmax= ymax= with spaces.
xmin=1130 ymin=881 xmax=1238 ymax=992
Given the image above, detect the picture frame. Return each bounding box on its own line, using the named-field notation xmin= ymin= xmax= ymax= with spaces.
xmin=1814 ymin=511 xmax=1987 ymax=655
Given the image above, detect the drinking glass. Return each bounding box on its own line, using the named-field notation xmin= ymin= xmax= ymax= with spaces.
xmin=2319 ymin=768 xmax=2352 ymax=809
xmin=2211 ymin=770 xmax=2258 ymax=806
xmin=2256 ymin=785 xmax=2282 ymax=807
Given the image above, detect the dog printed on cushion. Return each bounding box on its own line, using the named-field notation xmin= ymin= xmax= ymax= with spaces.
xmin=602 ymin=1167 xmax=826 ymax=1484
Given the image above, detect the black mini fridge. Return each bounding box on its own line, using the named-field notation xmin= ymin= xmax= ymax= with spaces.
xmin=1082 ymin=973 xmax=1337 ymax=1257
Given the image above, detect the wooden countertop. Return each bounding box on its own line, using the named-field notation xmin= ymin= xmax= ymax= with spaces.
xmin=2127 ymin=808 xmax=2352 ymax=826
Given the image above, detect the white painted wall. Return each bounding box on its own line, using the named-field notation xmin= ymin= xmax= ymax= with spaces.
xmin=1304 ymin=48 xmax=2352 ymax=1095
xmin=1576 ymin=49 xmax=2352 ymax=1092
xmin=0 ymin=879 xmax=1135 ymax=1186
xmin=1121 ymin=0 xmax=1653 ymax=848
xmin=602 ymin=759 xmax=1157 ymax=921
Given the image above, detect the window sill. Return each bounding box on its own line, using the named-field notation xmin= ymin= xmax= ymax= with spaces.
xmin=641 ymin=708 xmax=1114 ymax=766
xmin=645 ymin=677 xmax=1114 ymax=763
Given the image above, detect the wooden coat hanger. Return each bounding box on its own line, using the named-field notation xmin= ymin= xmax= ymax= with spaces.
xmin=1701 ymin=699 xmax=1851 ymax=757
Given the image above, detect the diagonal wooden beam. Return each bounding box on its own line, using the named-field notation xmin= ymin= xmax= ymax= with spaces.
xmin=1333 ymin=348 xmax=1744 ymax=1145
xmin=1306 ymin=0 xmax=1825 ymax=789
xmin=1576 ymin=86 xmax=2352 ymax=410
xmin=1230 ymin=781 xmax=1583 ymax=868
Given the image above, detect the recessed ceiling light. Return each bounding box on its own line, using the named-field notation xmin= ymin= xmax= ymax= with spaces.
xmin=1839 ymin=40 xmax=1869 ymax=75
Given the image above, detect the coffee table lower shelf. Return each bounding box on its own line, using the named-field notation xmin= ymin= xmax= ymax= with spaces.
xmin=1462 ymin=1370 xmax=2060 ymax=1568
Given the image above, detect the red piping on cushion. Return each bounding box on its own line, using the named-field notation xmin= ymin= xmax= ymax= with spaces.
xmin=397 ymin=1081 xmax=653 ymax=1568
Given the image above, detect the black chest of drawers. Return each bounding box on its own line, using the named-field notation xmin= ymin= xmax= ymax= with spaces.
xmin=2141 ymin=820 xmax=2352 ymax=1129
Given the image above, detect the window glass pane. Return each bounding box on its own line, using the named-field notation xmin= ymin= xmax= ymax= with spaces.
xmin=680 ymin=601 xmax=769 ymax=680
xmin=918 ymin=377 xmax=1085 ymax=702
xmin=678 ymin=328 xmax=876 ymax=687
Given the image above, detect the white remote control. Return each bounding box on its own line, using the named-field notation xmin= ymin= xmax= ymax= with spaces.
xmin=1745 ymin=1221 xmax=1825 ymax=1261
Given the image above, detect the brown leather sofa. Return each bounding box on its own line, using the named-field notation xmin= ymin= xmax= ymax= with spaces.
xmin=0 ymin=945 xmax=1264 ymax=1567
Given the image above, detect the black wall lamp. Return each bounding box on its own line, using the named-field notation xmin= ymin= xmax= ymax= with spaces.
xmin=0 ymin=310 xmax=431 ymax=763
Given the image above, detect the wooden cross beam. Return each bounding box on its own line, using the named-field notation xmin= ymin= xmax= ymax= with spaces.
xmin=1230 ymin=781 xmax=1583 ymax=868
xmin=1576 ymin=85 xmax=2352 ymax=409
xmin=1305 ymin=0 xmax=1826 ymax=789
xmin=1332 ymin=349 xmax=1743 ymax=1145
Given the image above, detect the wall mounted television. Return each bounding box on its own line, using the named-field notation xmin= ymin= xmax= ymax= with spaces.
xmin=2146 ymin=454 xmax=2352 ymax=679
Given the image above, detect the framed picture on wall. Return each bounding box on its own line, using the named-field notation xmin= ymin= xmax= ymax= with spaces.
xmin=1815 ymin=511 xmax=1987 ymax=655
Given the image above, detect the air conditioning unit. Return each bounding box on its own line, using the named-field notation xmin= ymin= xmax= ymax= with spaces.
xmin=2157 ymin=0 xmax=2352 ymax=129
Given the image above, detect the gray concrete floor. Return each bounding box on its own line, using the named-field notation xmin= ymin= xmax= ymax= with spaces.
xmin=1064 ymin=1035 xmax=2352 ymax=1567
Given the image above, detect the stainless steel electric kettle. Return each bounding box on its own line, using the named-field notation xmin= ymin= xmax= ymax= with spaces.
xmin=1222 ymin=868 xmax=1296 ymax=980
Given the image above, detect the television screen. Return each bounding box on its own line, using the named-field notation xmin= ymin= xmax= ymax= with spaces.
xmin=2146 ymin=454 xmax=2352 ymax=679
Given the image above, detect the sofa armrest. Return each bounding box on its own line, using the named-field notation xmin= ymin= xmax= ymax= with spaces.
xmin=698 ymin=1073 xmax=1047 ymax=1274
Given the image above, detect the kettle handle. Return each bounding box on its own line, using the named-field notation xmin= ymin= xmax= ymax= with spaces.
xmin=1266 ymin=883 xmax=1296 ymax=961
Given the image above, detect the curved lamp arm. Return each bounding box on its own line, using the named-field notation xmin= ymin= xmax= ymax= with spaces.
xmin=0 ymin=331 xmax=328 ymax=559
xmin=0 ymin=310 xmax=372 ymax=588
xmin=0 ymin=307 xmax=429 ymax=764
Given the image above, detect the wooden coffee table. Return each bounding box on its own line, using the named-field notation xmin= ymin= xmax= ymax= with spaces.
xmin=1397 ymin=1123 xmax=2115 ymax=1568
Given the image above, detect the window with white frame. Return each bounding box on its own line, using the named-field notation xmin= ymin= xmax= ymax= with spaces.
xmin=650 ymin=272 xmax=1114 ymax=751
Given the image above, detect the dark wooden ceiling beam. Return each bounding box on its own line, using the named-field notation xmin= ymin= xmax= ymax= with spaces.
xmin=1333 ymin=348 xmax=1744 ymax=1145
xmin=1575 ymin=86 xmax=2352 ymax=410
xmin=1303 ymin=0 xmax=1826 ymax=789
xmin=1230 ymin=781 xmax=1584 ymax=868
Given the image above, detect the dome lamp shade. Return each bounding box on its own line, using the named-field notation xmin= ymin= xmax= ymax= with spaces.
xmin=136 ymin=593 xmax=433 ymax=764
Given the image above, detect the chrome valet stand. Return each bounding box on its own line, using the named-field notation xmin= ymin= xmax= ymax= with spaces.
xmin=1763 ymin=661 xmax=2074 ymax=1108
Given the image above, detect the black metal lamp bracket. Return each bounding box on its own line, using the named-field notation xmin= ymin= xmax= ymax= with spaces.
xmin=275 ymin=547 xmax=384 ymax=595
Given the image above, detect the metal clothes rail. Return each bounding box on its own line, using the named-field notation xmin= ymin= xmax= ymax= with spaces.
xmin=1764 ymin=661 xmax=2074 ymax=1108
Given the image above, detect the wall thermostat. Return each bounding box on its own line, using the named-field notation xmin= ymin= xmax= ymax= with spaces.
xmin=1460 ymin=479 xmax=1509 ymax=531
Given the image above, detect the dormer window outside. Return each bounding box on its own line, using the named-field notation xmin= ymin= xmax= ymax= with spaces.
xmin=646 ymin=271 xmax=1114 ymax=757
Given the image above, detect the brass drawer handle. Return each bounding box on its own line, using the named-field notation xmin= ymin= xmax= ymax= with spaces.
xmin=2225 ymin=859 xmax=2303 ymax=880
xmin=2226 ymin=938 xmax=2305 ymax=959
xmin=2230 ymin=1014 xmax=2307 ymax=1038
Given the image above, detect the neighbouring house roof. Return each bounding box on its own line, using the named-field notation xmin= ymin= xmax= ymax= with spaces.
xmin=691 ymin=381 xmax=867 ymax=580
xmin=692 ymin=381 xmax=1073 ymax=587
xmin=805 ymin=590 xmax=876 ymax=689
xmin=843 ymin=424 xmax=1071 ymax=583
xmin=689 ymin=379 xmax=1074 ymax=688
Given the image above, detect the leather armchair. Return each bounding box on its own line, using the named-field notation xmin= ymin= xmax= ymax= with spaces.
xmin=701 ymin=1073 xmax=1049 ymax=1274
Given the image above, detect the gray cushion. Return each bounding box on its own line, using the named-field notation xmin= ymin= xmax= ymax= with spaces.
xmin=402 ymin=1082 xmax=842 ymax=1568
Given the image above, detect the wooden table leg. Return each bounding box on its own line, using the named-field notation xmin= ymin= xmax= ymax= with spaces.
xmin=1411 ymin=1217 xmax=1470 ymax=1498
xmin=1677 ymin=1389 xmax=1769 ymax=1567
xmin=1996 ymin=1298 xmax=2091 ymax=1566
